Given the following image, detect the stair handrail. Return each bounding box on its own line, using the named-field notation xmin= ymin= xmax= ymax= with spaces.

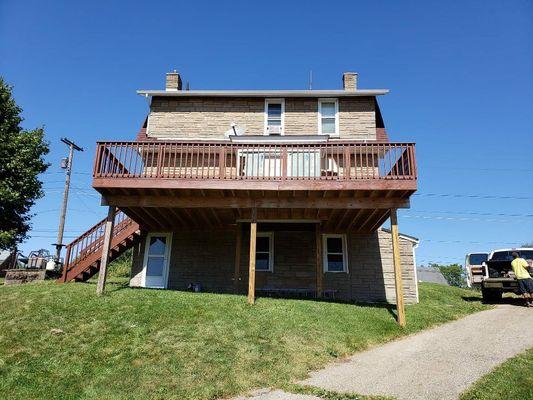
xmin=62 ymin=209 xmax=133 ymax=280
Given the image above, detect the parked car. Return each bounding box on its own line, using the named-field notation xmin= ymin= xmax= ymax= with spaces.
xmin=480 ymin=248 xmax=533 ymax=302
xmin=465 ymin=252 xmax=488 ymax=288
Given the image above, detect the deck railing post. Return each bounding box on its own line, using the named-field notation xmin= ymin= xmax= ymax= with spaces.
xmin=281 ymin=148 xmax=288 ymax=180
xmin=219 ymin=146 xmax=226 ymax=179
xmin=247 ymin=208 xmax=257 ymax=304
xmin=96 ymin=206 xmax=116 ymax=296
xmin=61 ymin=245 xmax=72 ymax=283
xmin=343 ymin=146 xmax=351 ymax=179
xmin=390 ymin=208 xmax=406 ymax=327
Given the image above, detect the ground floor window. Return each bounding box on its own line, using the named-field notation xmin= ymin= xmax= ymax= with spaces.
xmin=256 ymin=232 xmax=274 ymax=271
xmin=142 ymin=233 xmax=172 ymax=288
xmin=322 ymin=234 xmax=348 ymax=272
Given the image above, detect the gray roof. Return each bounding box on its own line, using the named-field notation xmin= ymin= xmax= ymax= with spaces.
xmin=137 ymin=89 xmax=389 ymax=98
xmin=416 ymin=267 xmax=449 ymax=285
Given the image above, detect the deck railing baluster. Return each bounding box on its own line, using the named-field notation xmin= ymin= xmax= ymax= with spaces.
xmin=93 ymin=141 xmax=416 ymax=183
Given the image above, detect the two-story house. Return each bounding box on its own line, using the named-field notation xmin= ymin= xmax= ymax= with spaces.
xmin=60 ymin=71 xmax=418 ymax=325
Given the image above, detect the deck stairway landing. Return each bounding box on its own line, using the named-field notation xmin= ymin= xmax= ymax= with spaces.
xmin=58 ymin=209 xmax=142 ymax=283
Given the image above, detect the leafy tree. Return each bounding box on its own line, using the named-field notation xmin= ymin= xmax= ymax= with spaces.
xmin=0 ymin=77 xmax=49 ymax=250
xmin=431 ymin=263 xmax=467 ymax=287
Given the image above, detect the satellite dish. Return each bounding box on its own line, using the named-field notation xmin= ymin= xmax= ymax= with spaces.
xmin=224 ymin=124 xmax=247 ymax=138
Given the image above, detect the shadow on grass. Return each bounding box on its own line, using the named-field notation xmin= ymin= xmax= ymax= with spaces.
xmin=81 ymin=279 xmax=130 ymax=294
xmin=462 ymin=295 xmax=528 ymax=307
xmin=76 ymin=281 xmax=401 ymax=317
xmin=461 ymin=296 xmax=484 ymax=302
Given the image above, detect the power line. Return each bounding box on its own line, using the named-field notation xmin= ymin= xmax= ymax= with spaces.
xmin=402 ymin=215 xmax=530 ymax=223
xmin=413 ymin=193 xmax=533 ymax=200
xmin=423 ymin=166 xmax=532 ymax=173
xmin=420 ymin=239 xmax=519 ymax=245
xmin=41 ymin=171 xmax=92 ymax=176
xmin=30 ymin=235 xmax=78 ymax=239
xmin=405 ymin=210 xmax=533 ymax=218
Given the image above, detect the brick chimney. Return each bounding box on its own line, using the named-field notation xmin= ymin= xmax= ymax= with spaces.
xmin=342 ymin=72 xmax=358 ymax=91
xmin=166 ymin=70 xmax=182 ymax=91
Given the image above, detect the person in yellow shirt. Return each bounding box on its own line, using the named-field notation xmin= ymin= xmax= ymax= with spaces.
xmin=511 ymin=252 xmax=533 ymax=307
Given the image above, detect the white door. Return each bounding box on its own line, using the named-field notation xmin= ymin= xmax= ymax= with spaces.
xmin=142 ymin=233 xmax=171 ymax=288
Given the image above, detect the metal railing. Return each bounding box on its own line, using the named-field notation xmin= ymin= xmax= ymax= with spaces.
xmin=93 ymin=141 xmax=417 ymax=181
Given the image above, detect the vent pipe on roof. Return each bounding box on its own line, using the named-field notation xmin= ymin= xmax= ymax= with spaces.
xmin=343 ymin=72 xmax=358 ymax=91
xmin=166 ymin=70 xmax=182 ymax=91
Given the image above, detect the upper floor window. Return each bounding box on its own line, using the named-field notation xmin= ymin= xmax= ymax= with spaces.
xmin=264 ymin=99 xmax=285 ymax=135
xmin=318 ymin=99 xmax=339 ymax=136
xmin=322 ymin=234 xmax=348 ymax=273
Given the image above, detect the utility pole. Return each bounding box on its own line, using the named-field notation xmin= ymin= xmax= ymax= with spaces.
xmin=54 ymin=137 xmax=83 ymax=263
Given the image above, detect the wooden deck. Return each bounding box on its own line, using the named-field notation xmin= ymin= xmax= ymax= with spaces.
xmin=91 ymin=140 xmax=417 ymax=232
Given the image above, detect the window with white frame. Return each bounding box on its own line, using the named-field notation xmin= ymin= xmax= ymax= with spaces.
xmin=256 ymin=232 xmax=274 ymax=271
xmin=318 ymin=99 xmax=339 ymax=136
xmin=264 ymin=99 xmax=284 ymax=135
xmin=322 ymin=234 xmax=347 ymax=272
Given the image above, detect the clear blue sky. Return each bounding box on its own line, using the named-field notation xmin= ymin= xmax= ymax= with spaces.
xmin=1 ymin=0 xmax=532 ymax=265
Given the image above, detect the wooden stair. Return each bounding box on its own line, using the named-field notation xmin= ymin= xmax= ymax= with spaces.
xmin=58 ymin=209 xmax=142 ymax=283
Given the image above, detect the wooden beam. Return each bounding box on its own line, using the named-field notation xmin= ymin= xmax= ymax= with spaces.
xmin=233 ymin=223 xmax=242 ymax=294
xmin=368 ymin=209 xmax=391 ymax=232
xmin=150 ymin=207 xmax=173 ymax=230
xmin=102 ymin=194 xmax=410 ymax=210
xmin=334 ymin=209 xmax=351 ymax=231
xmin=390 ymin=209 xmax=406 ymax=327
xmin=247 ymin=208 xmax=257 ymax=305
xmin=357 ymin=209 xmax=380 ymax=232
xmin=167 ymin=208 xmax=187 ymax=227
xmin=181 ymin=208 xmax=199 ymax=227
xmin=94 ymin=177 xmax=417 ymax=192
xmin=346 ymin=209 xmax=364 ymax=232
xmin=121 ymin=207 xmax=146 ymax=229
xmin=135 ymin=207 xmax=164 ymax=230
xmin=96 ymin=206 xmax=116 ymax=296
xmin=196 ymin=209 xmax=213 ymax=228
xmin=316 ymin=223 xmax=323 ymax=298
xmin=209 ymin=208 xmax=223 ymax=227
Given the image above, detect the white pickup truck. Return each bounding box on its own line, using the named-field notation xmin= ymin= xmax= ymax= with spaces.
xmin=465 ymin=252 xmax=488 ymax=288
xmin=480 ymin=248 xmax=533 ymax=302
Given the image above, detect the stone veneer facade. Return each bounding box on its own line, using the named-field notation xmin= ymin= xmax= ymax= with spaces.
xmin=146 ymin=96 xmax=376 ymax=140
xmin=130 ymin=226 xmax=418 ymax=305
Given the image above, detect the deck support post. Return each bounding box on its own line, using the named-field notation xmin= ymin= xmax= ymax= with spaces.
xmin=315 ymin=223 xmax=323 ymax=298
xmin=247 ymin=208 xmax=257 ymax=304
xmin=96 ymin=206 xmax=116 ymax=296
xmin=390 ymin=208 xmax=406 ymax=327
xmin=234 ymin=222 xmax=242 ymax=293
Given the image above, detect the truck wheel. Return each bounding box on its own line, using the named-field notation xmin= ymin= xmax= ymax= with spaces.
xmin=481 ymin=286 xmax=502 ymax=303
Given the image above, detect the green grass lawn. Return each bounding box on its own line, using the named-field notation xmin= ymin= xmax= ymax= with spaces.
xmin=0 ymin=281 xmax=489 ymax=400
xmin=460 ymin=348 xmax=533 ymax=400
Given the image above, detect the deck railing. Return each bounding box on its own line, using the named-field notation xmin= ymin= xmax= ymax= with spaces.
xmin=62 ymin=209 xmax=133 ymax=277
xmin=93 ymin=141 xmax=417 ymax=181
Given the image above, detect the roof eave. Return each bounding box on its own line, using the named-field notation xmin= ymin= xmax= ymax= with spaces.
xmin=136 ymin=89 xmax=390 ymax=98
